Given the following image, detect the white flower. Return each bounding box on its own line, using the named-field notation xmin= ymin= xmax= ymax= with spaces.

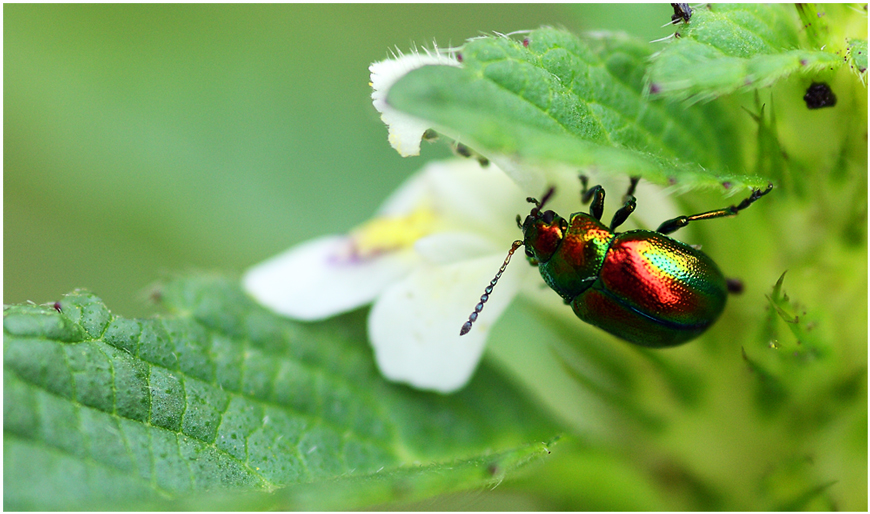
xmin=247 ymin=45 xmax=682 ymax=394
xmin=369 ymin=43 xmax=549 ymax=194
xmin=369 ymin=47 xmax=461 ymax=158
xmin=244 ymin=159 xmax=535 ymax=393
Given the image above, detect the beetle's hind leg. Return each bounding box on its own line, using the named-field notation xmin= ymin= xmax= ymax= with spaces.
xmin=656 ymin=183 xmax=774 ymax=235
xmin=726 ymin=278 xmax=744 ymax=294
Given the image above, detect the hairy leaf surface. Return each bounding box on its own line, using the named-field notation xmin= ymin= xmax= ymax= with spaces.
xmin=387 ymin=28 xmax=769 ymax=191
xmin=4 ymin=275 xmax=558 ymax=510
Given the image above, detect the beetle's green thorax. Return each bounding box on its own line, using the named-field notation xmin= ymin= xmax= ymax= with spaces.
xmin=523 ymin=211 xmax=614 ymax=301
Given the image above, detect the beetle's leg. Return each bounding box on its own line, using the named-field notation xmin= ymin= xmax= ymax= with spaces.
xmin=623 ymin=176 xmax=640 ymax=202
xmin=726 ymin=278 xmax=744 ymax=294
xmin=610 ymin=195 xmax=637 ymax=231
xmin=656 ymin=183 xmax=774 ymax=235
xmin=527 ymin=187 xmax=556 ymax=217
xmin=579 ymin=175 xmax=590 ymax=197
xmin=578 ymin=176 xmax=605 ymax=220
xmin=609 ymin=176 xmax=641 ymax=230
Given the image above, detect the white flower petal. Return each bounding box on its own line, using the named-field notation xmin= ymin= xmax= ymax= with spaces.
xmin=424 ymin=159 xmax=528 ymax=240
xmin=368 ymin=253 xmax=529 ymax=393
xmin=370 ymin=51 xmax=461 ymax=157
xmin=414 ymin=231 xmax=502 ymax=265
xmin=374 ymin=162 xmax=435 ymax=217
xmin=488 ymin=154 xmax=548 ymax=196
xmin=243 ymin=235 xmax=417 ymax=321
xmin=381 ymin=111 xmax=432 ymax=158
xmin=379 ymin=158 xmax=528 ymax=244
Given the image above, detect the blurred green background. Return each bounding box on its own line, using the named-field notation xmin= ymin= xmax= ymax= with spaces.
xmin=5 ymin=4 xmax=673 ymax=317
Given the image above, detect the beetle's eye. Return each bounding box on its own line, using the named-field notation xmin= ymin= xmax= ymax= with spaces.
xmin=524 ymin=248 xmax=535 ymax=258
xmin=542 ymin=210 xmax=555 ymax=223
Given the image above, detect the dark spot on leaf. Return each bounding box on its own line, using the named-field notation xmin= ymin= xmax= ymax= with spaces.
xmin=454 ymin=142 xmax=472 ymax=158
xmin=650 ymin=83 xmax=661 ymax=94
xmin=523 ymin=38 xmax=529 ymax=47
xmin=721 ymin=181 xmax=732 ymax=189
xmin=392 ymin=479 xmax=413 ymax=499
xmin=149 ymin=287 xmax=163 ymax=303
xmin=456 ymin=52 xmax=463 ymax=63
xmin=804 ymin=82 xmax=837 ymax=109
xmin=53 ymin=302 xmax=62 ymax=313
xmin=726 ymin=278 xmax=744 ymax=294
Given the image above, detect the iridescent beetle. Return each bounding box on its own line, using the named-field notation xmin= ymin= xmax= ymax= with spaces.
xmin=460 ymin=176 xmax=773 ymax=348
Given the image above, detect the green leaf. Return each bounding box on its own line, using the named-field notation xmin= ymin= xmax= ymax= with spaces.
xmin=387 ymin=28 xmax=768 ymax=191
xmin=4 ymin=274 xmax=559 ymax=510
xmin=764 ymin=271 xmax=829 ymax=359
xmin=163 ymin=438 xmax=558 ymax=510
xmin=648 ymin=4 xmax=848 ymax=103
xmin=848 ymin=38 xmax=868 ymax=75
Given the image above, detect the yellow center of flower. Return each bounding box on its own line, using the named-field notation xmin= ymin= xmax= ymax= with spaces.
xmin=350 ymin=206 xmax=439 ymax=259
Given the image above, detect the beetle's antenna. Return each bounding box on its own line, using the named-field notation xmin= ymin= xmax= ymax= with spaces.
xmin=459 ymin=240 xmax=524 ymax=336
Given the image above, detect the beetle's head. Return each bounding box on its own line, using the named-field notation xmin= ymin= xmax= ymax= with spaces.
xmin=520 ymin=187 xmax=565 ymax=264
xmin=459 ymin=186 xmax=564 ymax=337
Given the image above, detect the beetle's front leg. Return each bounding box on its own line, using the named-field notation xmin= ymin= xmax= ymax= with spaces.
xmin=578 ymin=175 xmax=605 ymax=221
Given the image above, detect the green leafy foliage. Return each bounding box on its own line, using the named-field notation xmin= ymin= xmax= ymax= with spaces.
xmin=165 ymin=438 xmax=557 ymax=510
xmin=380 ymin=6 xmax=866 ymax=510
xmin=730 ymin=271 xmax=866 ymax=510
xmin=387 ymin=28 xmax=768 ymax=190
xmin=4 ymin=275 xmax=558 ymax=510
xmin=848 ymin=37 xmax=868 ymax=75
xmin=5 ymin=4 xmax=867 ymax=511
xmin=648 ymin=4 xmax=854 ymax=102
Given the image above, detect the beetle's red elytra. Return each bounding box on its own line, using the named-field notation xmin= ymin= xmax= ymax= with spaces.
xmin=460 ymin=176 xmax=773 ymax=347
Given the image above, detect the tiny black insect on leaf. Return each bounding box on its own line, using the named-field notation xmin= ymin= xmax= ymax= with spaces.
xmin=671 ymin=3 xmax=692 ymax=24
xmin=804 ymin=82 xmax=837 ymax=109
